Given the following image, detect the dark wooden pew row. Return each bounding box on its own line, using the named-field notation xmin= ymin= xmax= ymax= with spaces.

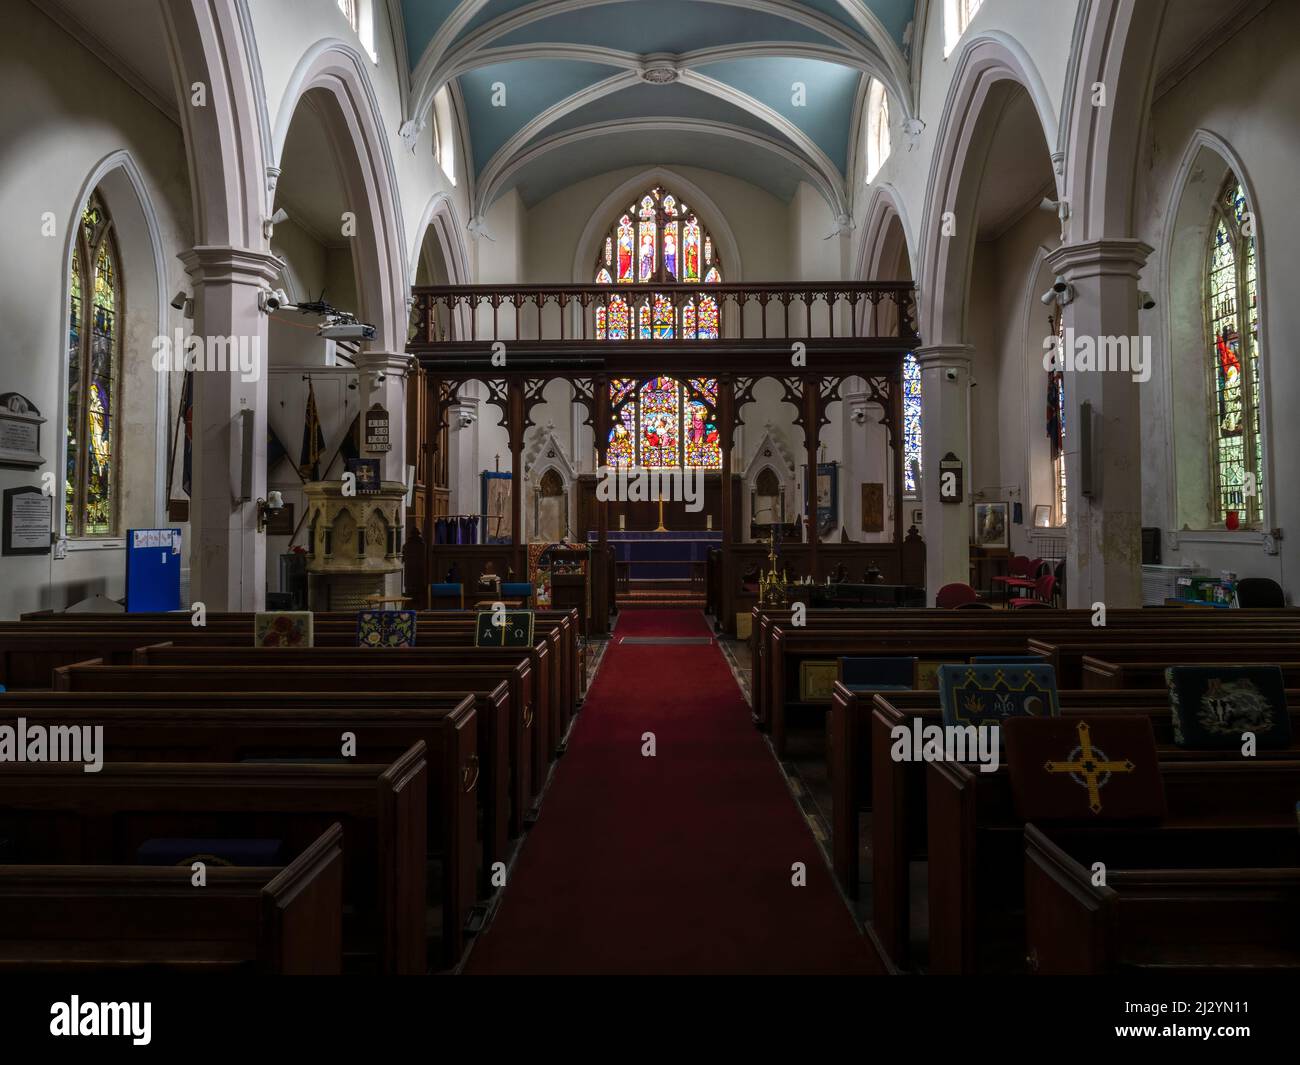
xmin=928 ymin=756 xmax=1300 ymax=975
xmin=767 ymin=624 xmax=1300 ymax=752
xmin=750 ymin=606 xmax=1300 ymax=730
xmin=1023 ymin=822 xmax=1300 ymax=973
xmin=860 ymin=688 xmax=1300 ymax=970
xmin=1030 ymin=631 xmax=1300 ymax=687
xmin=1083 ymin=653 xmax=1300 ymax=690
xmin=0 ymin=692 xmax=481 ymax=952
xmin=0 ymin=824 xmax=344 ymax=973
xmin=765 ymin=628 xmax=1049 ymax=753
xmin=126 ymin=644 xmax=536 ymax=827
xmin=0 ymin=746 xmax=428 ymax=973
xmin=0 ymin=614 xmax=578 ymax=787
xmin=0 ymin=611 xmax=581 ymax=730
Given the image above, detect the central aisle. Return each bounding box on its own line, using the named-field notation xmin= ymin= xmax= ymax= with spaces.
xmin=465 ymin=610 xmax=882 ymax=975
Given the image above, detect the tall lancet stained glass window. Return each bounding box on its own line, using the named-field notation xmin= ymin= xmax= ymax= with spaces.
xmin=902 ymin=352 xmax=921 ymax=495
xmin=1206 ymin=176 xmax=1264 ymax=527
xmin=593 ymin=184 xmax=722 ymax=341
xmin=66 ymin=193 xmax=121 ymax=537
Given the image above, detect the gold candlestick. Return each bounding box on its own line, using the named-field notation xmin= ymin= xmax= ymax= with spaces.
xmin=654 ymin=498 xmax=668 ymax=532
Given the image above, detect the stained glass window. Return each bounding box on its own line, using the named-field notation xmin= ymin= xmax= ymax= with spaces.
xmin=1206 ymin=176 xmax=1263 ymax=527
xmin=1046 ymin=313 xmax=1067 ymax=524
xmin=593 ymin=187 xmax=723 ymax=468
xmin=593 ymin=184 xmax=722 ymax=340
xmin=902 ymin=352 xmax=921 ymax=495
xmin=66 ymin=193 xmax=120 ymax=537
xmin=605 ymin=377 xmax=722 ymax=469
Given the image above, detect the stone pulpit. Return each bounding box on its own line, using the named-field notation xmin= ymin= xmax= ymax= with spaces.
xmin=302 ymin=481 xmax=406 ymax=609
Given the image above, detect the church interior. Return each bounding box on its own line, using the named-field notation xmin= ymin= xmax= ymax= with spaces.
xmin=1 ymin=0 xmax=1299 ymax=998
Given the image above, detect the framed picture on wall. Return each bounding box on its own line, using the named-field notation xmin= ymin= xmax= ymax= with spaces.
xmin=1033 ymin=504 xmax=1053 ymax=528
xmin=911 ymin=508 xmax=923 ymax=527
xmin=973 ymin=502 xmax=1009 ymax=549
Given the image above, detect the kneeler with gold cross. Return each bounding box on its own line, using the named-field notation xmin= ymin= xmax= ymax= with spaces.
xmin=1004 ymin=717 xmax=1167 ymax=821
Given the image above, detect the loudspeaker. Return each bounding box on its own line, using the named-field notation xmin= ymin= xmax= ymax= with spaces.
xmin=237 ymin=407 xmax=255 ymax=502
xmin=1141 ymin=527 xmax=1162 ymax=566
xmin=1079 ymin=401 xmax=1096 ymax=498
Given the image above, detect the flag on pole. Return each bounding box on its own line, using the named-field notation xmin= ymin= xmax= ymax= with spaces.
xmin=299 ymin=378 xmax=325 ymax=480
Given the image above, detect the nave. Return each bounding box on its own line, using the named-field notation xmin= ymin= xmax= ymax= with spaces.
xmin=466 ymin=610 xmax=878 ymax=975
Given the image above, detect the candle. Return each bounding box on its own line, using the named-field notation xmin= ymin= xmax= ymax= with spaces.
xmin=707 ymin=515 xmax=713 ymax=530
xmin=619 ymin=514 xmax=625 ymax=530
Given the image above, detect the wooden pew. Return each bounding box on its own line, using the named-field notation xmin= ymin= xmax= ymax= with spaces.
xmin=861 ymin=688 xmax=1300 ymax=969
xmin=0 ymin=692 xmax=482 ymax=945
xmin=123 ymin=644 xmax=536 ymax=825
xmin=1030 ymin=631 xmax=1300 ymax=687
xmin=1083 ymin=653 xmax=1300 ymax=690
xmin=1023 ymin=822 xmax=1300 ymax=973
xmin=0 ymin=611 xmax=581 ymax=731
xmin=927 ymin=757 xmax=1300 ymax=974
xmin=0 ymin=824 xmax=344 ymax=973
xmin=750 ymin=606 xmax=1300 ymax=730
xmin=0 ymin=745 xmax=429 ymax=973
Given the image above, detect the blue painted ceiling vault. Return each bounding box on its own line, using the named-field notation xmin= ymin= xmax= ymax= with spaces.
xmin=399 ymin=0 xmax=918 ymax=216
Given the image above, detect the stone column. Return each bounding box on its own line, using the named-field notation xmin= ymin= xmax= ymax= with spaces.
xmin=180 ymin=245 xmax=282 ymax=612
xmin=355 ymin=348 xmax=414 ymax=596
xmin=915 ymin=344 xmax=973 ymax=603
xmin=1046 ymin=239 xmax=1153 ymax=609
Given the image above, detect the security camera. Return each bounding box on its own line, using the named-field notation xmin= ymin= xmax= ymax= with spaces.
xmin=1138 ymin=290 xmax=1156 ymax=310
xmin=1052 ymin=275 xmax=1070 ymax=294
xmin=170 ymin=291 xmax=188 ymax=310
xmin=851 ymin=408 xmax=867 ymax=424
xmin=457 ymin=410 xmax=477 ymax=429
xmin=263 ymin=207 xmax=289 ymax=238
xmin=319 ymin=321 xmax=376 ymax=341
xmin=944 ymin=367 xmax=958 ymax=382
xmin=259 ymin=288 xmax=294 ymax=313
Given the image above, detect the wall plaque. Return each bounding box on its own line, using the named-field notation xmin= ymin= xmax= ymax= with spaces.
xmin=0 ymin=393 xmax=46 ymax=469
xmin=364 ymin=403 xmax=391 ymax=453
xmin=860 ymin=482 xmax=884 ymax=533
xmin=3 ymin=486 xmax=52 ymax=555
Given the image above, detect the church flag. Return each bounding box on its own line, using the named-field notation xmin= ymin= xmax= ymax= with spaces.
xmin=338 ymin=412 xmax=361 ymax=464
xmin=267 ymin=421 xmax=288 ymax=473
xmin=1046 ymin=369 xmax=1063 ymax=460
xmin=299 ymin=378 xmax=325 ymax=480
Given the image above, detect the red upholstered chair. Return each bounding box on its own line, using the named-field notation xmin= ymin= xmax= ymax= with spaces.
xmin=991 ymin=555 xmax=1030 ymax=591
xmin=1010 ymin=573 xmax=1057 ymax=609
xmin=936 ymin=582 xmax=981 ymax=609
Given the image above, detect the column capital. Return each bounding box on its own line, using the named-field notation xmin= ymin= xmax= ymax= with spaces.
xmin=913 ymin=343 xmax=974 ymax=370
xmin=355 ymin=350 xmax=416 ymax=373
xmin=1046 ymin=238 xmax=1154 ymax=280
xmin=180 ymin=245 xmax=284 ymax=286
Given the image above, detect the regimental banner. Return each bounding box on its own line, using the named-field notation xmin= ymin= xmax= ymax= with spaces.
xmin=475 ymin=609 xmax=535 ymax=647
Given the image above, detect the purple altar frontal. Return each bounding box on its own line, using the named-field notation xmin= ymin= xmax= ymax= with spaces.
xmin=589 ymin=531 xmax=721 ymax=581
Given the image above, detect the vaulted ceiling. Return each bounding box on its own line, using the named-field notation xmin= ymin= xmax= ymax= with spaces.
xmin=400 ymin=0 xmax=919 ymax=216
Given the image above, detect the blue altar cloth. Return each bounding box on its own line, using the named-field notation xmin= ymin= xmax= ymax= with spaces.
xmin=589 ymin=531 xmax=721 ymax=580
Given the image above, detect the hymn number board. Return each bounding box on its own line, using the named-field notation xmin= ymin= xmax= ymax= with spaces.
xmin=364 ymin=403 xmax=391 ymax=453
xmin=475 ymin=608 xmax=535 ymax=647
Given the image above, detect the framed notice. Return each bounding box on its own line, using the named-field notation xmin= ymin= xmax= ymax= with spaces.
xmin=2 ymin=486 xmax=51 ymax=555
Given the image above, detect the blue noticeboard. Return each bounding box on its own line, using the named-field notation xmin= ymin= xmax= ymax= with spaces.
xmin=125 ymin=528 xmax=183 ymax=612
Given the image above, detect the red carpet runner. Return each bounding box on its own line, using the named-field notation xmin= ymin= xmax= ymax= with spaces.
xmin=465 ymin=610 xmax=882 ymax=975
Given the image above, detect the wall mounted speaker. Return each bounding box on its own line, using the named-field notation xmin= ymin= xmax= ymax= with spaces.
xmin=1079 ymin=400 xmax=1095 ymax=498
xmin=238 ymin=407 xmax=255 ymax=503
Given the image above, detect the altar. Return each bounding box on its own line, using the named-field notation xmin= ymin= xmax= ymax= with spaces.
xmin=590 ymin=530 xmax=722 ymax=581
